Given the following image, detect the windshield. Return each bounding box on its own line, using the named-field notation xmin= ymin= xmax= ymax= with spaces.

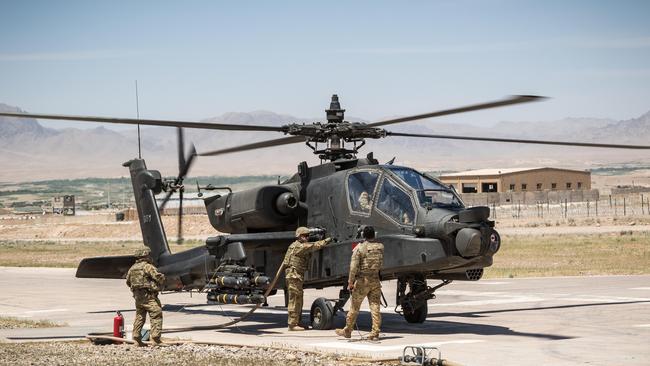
xmin=386 ymin=167 xmax=464 ymax=208
xmin=377 ymin=179 xmax=415 ymax=225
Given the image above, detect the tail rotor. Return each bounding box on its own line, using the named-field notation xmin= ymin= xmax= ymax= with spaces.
xmin=159 ymin=127 xmax=197 ymax=244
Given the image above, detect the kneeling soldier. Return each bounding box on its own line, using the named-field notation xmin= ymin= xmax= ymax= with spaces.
xmin=126 ymin=247 xmax=165 ymax=346
xmin=336 ymin=226 xmax=384 ymax=340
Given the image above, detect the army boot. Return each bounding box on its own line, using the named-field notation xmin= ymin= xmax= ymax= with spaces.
xmin=288 ymin=325 xmax=305 ymax=331
xmin=132 ymin=337 xmax=146 ymax=347
xmin=367 ymin=332 xmax=380 ymax=341
xmin=151 ymin=337 xmax=163 ymax=346
xmin=335 ymin=328 xmax=351 ymax=338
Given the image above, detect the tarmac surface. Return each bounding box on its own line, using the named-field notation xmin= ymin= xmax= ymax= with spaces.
xmin=0 ymin=267 xmax=649 ymax=365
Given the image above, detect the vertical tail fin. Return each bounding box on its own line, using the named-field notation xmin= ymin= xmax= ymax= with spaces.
xmin=124 ymin=158 xmax=171 ymax=262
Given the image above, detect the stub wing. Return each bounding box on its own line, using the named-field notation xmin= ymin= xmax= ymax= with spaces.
xmin=76 ymin=255 xmax=136 ymax=279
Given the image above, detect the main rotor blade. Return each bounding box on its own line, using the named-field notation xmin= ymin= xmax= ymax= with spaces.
xmin=0 ymin=111 xmax=286 ymax=132
xmin=198 ymin=135 xmax=305 ymax=157
xmin=369 ymin=95 xmax=546 ymax=128
xmin=386 ymin=131 xmax=650 ymax=149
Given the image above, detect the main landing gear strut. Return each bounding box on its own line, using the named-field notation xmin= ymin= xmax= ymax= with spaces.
xmin=396 ymin=274 xmax=452 ymax=323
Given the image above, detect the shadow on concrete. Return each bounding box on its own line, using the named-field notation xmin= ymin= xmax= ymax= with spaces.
xmin=85 ymin=299 xmax=648 ymax=340
xmin=6 ymin=335 xmax=85 ymax=340
xmin=165 ymin=305 xmax=569 ymax=340
xmin=87 ymin=303 xmax=212 ymax=314
xmin=429 ymin=300 xmax=650 ymax=319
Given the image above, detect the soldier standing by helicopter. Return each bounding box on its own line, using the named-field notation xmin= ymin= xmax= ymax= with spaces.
xmin=282 ymin=227 xmax=331 ymax=331
xmin=126 ymin=247 xmax=166 ymax=346
xmin=336 ymin=226 xmax=384 ymax=340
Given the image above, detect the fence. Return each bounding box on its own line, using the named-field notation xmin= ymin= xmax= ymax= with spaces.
xmin=479 ymin=193 xmax=650 ymax=220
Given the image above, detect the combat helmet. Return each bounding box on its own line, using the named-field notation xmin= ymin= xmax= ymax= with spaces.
xmin=134 ymin=247 xmax=151 ymax=258
xmin=295 ymin=227 xmax=310 ymax=237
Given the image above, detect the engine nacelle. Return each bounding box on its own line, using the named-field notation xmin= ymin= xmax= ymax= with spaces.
xmin=205 ymin=186 xmax=299 ymax=233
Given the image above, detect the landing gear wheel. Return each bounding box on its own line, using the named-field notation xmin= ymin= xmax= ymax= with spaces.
xmin=310 ymin=297 xmax=334 ymax=330
xmin=404 ymin=304 xmax=428 ymax=323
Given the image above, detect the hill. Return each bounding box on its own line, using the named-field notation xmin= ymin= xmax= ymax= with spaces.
xmin=1 ymin=103 xmax=649 ymax=181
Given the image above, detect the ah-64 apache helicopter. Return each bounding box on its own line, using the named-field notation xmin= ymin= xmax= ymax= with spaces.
xmin=3 ymin=95 xmax=649 ymax=329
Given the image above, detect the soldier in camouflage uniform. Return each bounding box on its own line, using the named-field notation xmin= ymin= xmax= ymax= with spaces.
xmin=336 ymin=226 xmax=384 ymax=340
xmin=282 ymin=227 xmax=331 ymax=331
xmin=126 ymin=247 xmax=165 ymax=346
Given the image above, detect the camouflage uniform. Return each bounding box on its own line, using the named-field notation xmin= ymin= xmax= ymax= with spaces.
xmin=341 ymin=240 xmax=384 ymax=338
xmin=126 ymin=248 xmax=165 ymax=345
xmin=282 ymin=228 xmax=330 ymax=328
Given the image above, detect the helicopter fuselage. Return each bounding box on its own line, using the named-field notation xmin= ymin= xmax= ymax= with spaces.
xmin=203 ymin=155 xmax=500 ymax=290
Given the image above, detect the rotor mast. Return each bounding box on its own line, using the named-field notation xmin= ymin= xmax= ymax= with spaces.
xmin=309 ymin=94 xmax=370 ymax=162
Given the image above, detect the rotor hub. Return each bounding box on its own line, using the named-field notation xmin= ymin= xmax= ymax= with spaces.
xmin=283 ymin=95 xmax=386 ymax=161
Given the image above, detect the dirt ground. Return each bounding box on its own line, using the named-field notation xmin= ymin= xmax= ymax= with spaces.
xmin=591 ymin=169 xmax=650 ymax=194
xmin=0 ymin=211 xmax=648 ymax=278
xmin=1 ymin=210 xmax=649 ymax=242
xmin=0 ymin=214 xmax=215 ymax=242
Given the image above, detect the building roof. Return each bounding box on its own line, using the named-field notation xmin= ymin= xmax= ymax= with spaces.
xmin=440 ymin=167 xmax=589 ymax=178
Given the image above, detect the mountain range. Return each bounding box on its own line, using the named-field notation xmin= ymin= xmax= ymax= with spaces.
xmin=1 ymin=102 xmax=649 ymax=182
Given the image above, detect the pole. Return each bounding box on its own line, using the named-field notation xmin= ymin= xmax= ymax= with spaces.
xmin=641 ymin=195 xmax=645 ymax=215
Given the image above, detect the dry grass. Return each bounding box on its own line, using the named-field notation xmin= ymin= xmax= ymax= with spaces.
xmin=486 ymin=231 xmax=650 ymax=278
xmin=1 ymin=234 xmax=649 ymax=279
xmin=0 ymin=316 xmax=63 ymax=329
xmin=0 ymin=240 xmax=204 ymax=267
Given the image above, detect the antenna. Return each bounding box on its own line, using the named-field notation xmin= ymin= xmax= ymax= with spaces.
xmin=135 ymin=80 xmax=142 ymax=158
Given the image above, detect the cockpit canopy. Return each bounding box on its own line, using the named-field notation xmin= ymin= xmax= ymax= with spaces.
xmin=385 ymin=166 xmax=464 ymax=209
xmin=346 ymin=165 xmax=463 ymax=226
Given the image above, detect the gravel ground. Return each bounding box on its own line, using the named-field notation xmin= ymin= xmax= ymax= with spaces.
xmin=0 ymin=341 xmax=397 ymax=366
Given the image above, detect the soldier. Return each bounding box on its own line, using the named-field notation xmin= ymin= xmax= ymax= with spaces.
xmin=126 ymin=247 xmax=165 ymax=346
xmin=335 ymin=226 xmax=384 ymax=340
xmin=358 ymin=191 xmax=371 ymax=211
xmin=282 ymin=227 xmax=331 ymax=331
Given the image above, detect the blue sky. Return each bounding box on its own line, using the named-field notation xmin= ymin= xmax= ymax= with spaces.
xmin=1 ymin=0 xmax=649 ymax=129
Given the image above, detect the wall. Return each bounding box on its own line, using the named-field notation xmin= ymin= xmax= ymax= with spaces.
xmin=501 ymin=169 xmax=591 ymax=192
xmin=440 ymin=168 xmax=591 ymax=193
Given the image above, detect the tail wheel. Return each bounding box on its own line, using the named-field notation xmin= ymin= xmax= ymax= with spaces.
xmin=310 ymin=297 xmax=334 ymax=330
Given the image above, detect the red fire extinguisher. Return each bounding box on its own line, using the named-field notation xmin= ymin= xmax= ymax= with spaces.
xmin=113 ymin=311 xmax=124 ymax=339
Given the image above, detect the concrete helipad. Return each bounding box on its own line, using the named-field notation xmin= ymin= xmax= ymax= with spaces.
xmin=0 ymin=267 xmax=649 ymax=365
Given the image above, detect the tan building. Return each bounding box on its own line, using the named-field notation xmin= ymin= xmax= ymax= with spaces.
xmin=439 ymin=167 xmax=591 ymax=194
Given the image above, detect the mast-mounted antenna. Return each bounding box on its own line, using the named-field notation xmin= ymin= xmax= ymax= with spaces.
xmin=135 ymin=80 xmax=142 ymax=158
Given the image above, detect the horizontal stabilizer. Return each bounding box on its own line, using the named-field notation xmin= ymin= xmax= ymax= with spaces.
xmin=76 ymin=255 xmax=137 ymax=279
